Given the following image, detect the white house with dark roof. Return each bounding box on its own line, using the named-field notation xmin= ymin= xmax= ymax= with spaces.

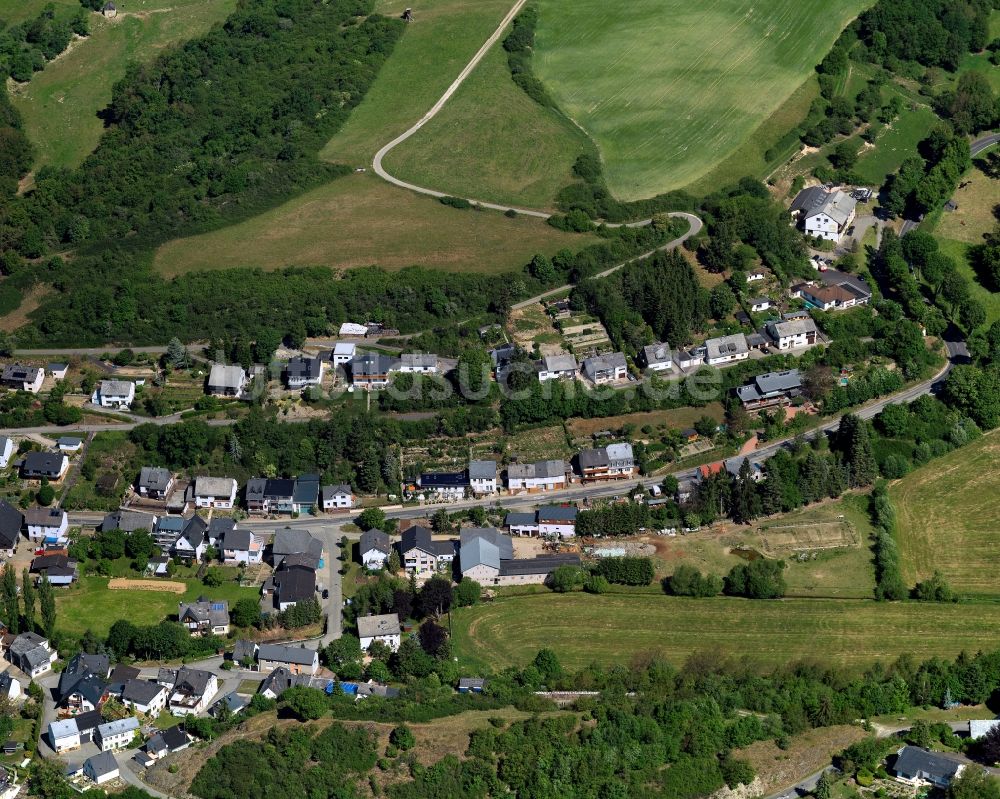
xmin=0 ymin=502 xmax=21 ymax=558
xmin=398 ymin=525 xmax=454 ymax=574
xmin=350 ymin=353 xmax=398 ymax=389
xmin=20 ymin=452 xmax=68 ymax=480
xmin=6 ymin=632 xmax=56 ymax=677
xmin=284 ymin=356 xmax=325 ymax=389
xmin=893 ymin=745 xmax=964 ymax=788
xmin=193 ymin=476 xmax=237 ymax=509
xmin=137 ymin=466 xmax=174 ymax=499
xmin=47 ymin=363 xmax=69 ymax=380
xmin=167 ymin=667 xmax=219 ymax=716
xmin=537 ymin=353 xmax=577 ymax=382
xmin=639 ymin=343 xmax=673 ymax=372
xmin=749 ymin=297 xmax=771 ymax=312
xmin=399 ymin=353 xmax=439 ymax=373
xmin=178 ymin=598 xmax=230 ymax=636
xmin=92 ymin=380 xmax=135 ymax=409
xmin=24 ymin=507 xmax=68 ymax=544
xmin=321 ymin=483 xmax=355 ymax=510
xmin=357 ymin=613 xmax=401 ymax=652
xmin=736 ymin=370 xmax=803 ymax=410
xmin=221 ymin=528 xmax=263 ymax=564
xmin=802 ymin=189 xmax=856 ymax=242
xmin=256 ymin=643 xmax=319 ymax=675
xmin=577 ymin=442 xmax=636 ymax=480
xmin=765 ymin=317 xmax=818 ymax=350
xmin=537 ymin=505 xmax=578 ymax=537
xmin=505 ymin=459 xmax=567 ymax=492
xmin=84 ymin=751 xmax=120 ymax=785
xmin=1 ymin=364 xmax=43 ymax=393
xmin=582 ymin=352 xmax=627 ymax=384
xmin=359 ymin=529 xmax=392 ymax=569
xmin=121 ymin=679 xmax=169 ymax=715
xmin=705 ymin=334 xmax=749 ymax=366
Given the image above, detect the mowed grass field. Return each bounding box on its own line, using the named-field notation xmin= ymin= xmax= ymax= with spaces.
xmin=55 ymin=574 xmax=260 ymax=638
xmin=10 ymin=0 xmax=235 ymax=170
xmin=383 ymin=38 xmax=591 ymax=208
xmin=533 ymin=0 xmax=872 ymax=199
xmin=152 ymin=172 xmax=598 ymax=275
xmin=452 ymin=592 xmax=1000 ymax=671
xmin=893 ymin=430 xmax=1000 ymax=597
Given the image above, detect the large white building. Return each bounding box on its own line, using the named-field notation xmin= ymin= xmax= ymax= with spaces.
xmin=92 ymin=380 xmax=135 ymax=409
xmin=791 ymin=187 xmax=857 ymax=242
xmin=765 ymin=317 xmax=818 ymax=351
xmin=505 ymin=459 xmax=567 ymax=492
xmin=193 ymin=476 xmax=237 ymax=509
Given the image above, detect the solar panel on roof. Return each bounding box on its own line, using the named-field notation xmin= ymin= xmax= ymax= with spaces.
xmin=211 ymin=603 xmax=225 ymax=611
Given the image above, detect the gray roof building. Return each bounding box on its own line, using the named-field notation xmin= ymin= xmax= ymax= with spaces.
xmin=360 ymin=529 xmax=392 ymax=556
xmin=789 ymin=185 xmax=829 ymax=216
xmin=83 ymin=751 xmax=118 ymax=782
xmin=257 ymin=643 xmax=318 ymax=667
xmin=101 ymin=509 xmax=157 ymax=533
xmin=539 ymin=353 xmax=577 ymax=374
xmin=121 ymin=679 xmax=166 ymax=707
xmin=468 ymin=460 xmax=497 ymax=480
xmin=178 ymin=598 xmax=230 ymax=630
xmin=357 ymin=613 xmax=401 ymax=640
xmin=271 ymin=527 xmax=323 ymax=567
xmin=0 ymin=501 xmax=21 ymax=551
xmin=640 ymin=343 xmax=673 ymax=368
xmin=705 ymin=333 xmax=749 ymax=362
xmin=577 ymin=448 xmax=609 ymax=470
xmin=893 ymin=745 xmax=963 ymax=786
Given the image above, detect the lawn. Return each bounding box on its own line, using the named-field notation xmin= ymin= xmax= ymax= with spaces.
xmin=532 ymin=0 xmax=873 ymax=199
xmin=852 ymin=105 xmax=939 ymax=186
xmin=383 ymin=39 xmax=591 ymax=209
xmin=55 ymin=574 xmax=260 ymax=638
xmin=566 ymin=404 xmax=725 ymax=439
xmin=892 ymin=429 xmax=1000 ymax=597
xmin=935 ymin=237 xmax=1000 ymax=326
xmin=319 ymin=0 xmax=516 ymax=167
xmin=451 ymin=591 xmax=1000 ymax=672
xmin=10 ymin=0 xmax=235 ymax=171
xmin=0 ymin=0 xmax=78 ymax=25
xmin=152 ymin=172 xmax=598 ymax=276
xmin=931 ymin=161 xmax=998 ymax=246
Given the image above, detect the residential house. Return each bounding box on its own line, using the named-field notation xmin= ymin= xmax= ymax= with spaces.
xmin=245 ymin=477 xmax=295 ymax=515
xmin=746 ymin=332 xmax=768 ymax=351
xmin=92 ymin=380 xmax=135 ymax=409
xmin=207 ymin=364 xmax=247 ymax=397
xmin=257 ymin=667 xmax=317 ymax=700
xmin=56 ymin=653 xmax=109 ymax=714
xmin=746 ymin=268 xmax=767 ymax=282
xmin=537 ymin=505 xmax=578 ymax=537
xmin=24 ymin=507 xmax=68 ymax=544
xmin=724 ymin=456 xmax=764 ymax=482
xmin=292 ymin=474 xmax=320 ymax=513
xmin=819 ymin=269 xmax=871 ymax=305
xmin=578 ymin=444 xmax=634 ymax=481
xmin=639 ymin=343 xmax=673 ymax=372
xmin=350 ymin=353 xmax=398 ymax=389
xmin=765 ymin=317 xmax=819 ymax=351
xmin=537 ymin=353 xmax=578 ymax=382
xmin=791 ymin=282 xmax=856 ymax=312
xmin=120 ymin=680 xmax=169 ymax=716
xmin=30 ymin=554 xmax=77 ymax=586
xmin=284 ymin=356 xmax=325 ymax=389
xmin=749 ymin=297 xmax=771 ymax=312
xmin=417 ymin=470 xmax=467 ymax=499
xmin=265 ymin=563 xmax=316 ymax=611
xmin=736 ymin=369 xmax=803 ymax=410
xmin=178 ymin=598 xmax=230 ymax=636
xmin=468 ymin=460 xmax=497 ymax=495
xmin=321 ymin=484 xmax=355 ymax=510
xmin=893 ymin=746 xmax=963 ymax=788
xmin=577 ymin=448 xmax=609 ymax=481
xmin=705 ymin=333 xmax=749 ymax=366
xmin=398 ymin=525 xmax=455 ymax=574
xmin=459 ymin=527 xmax=581 ymax=586
xmin=96 ymin=716 xmax=140 ymax=751
xmin=582 ymin=352 xmax=627 ymax=384
xmin=0 ymin=502 xmax=22 ymax=558
xmin=360 ymin=529 xmax=392 ymax=569
xmin=48 ymin=709 xmax=103 ymax=753
xmin=504 ymin=512 xmax=537 ymax=536
xmin=172 ymin=515 xmax=209 ymax=562
xmin=102 ymin=509 xmax=156 ymax=534
xmin=357 ymin=613 xmax=401 ymax=653
xmin=47 ymin=363 xmax=69 ymax=380
xmin=207 ymin=517 xmax=235 ymax=547
xmin=193 ymin=476 xmax=237 ymax=509
xmin=331 ymin=342 xmax=356 ymax=366
xmin=676 ymin=348 xmax=703 ymax=370
xmin=107 ymin=664 xmax=140 ymax=694
xmin=167 ymin=667 xmax=219 ymax=716
xmin=84 ymin=752 xmax=119 ymax=785
xmin=142 ymin=725 xmax=192 ymax=763
xmin=271 ymin=527 xmax=323 ymax=569
xmin=152 ymin=516 xmax=185 ymax=551
xmin=606 ymin=443 xmax=636 ymax=478
xmin=256 ymin=643 xmax=320 ymax=675
xmin=0 ymin=437 xmax=12 ymax=469
xmin=1 ymin=364 xmax=44 ymax=393
xmin=399 ymin=353 xmax=439 ymax=373
xmin=137 ymin=467 xmax=174 ymax=499
xmin=6 ymin=632 xmax=55 ymax=677
xmin=801 ymin=189 xmax=856 ymax=242
xmin=20 ymin=452 xmax=68 ymax=480
xmin=56 ymin=437 xmax=83 ymax=453
xmin=0 ymin=672 xmax=21 ymax=703
xmin=505 ymin=459 xmax=567 ymax=492
xmin=221 ymin=528 xmax=263 ymax=565
xmin=458 ymin=678 xmax=486 ymax=694
xmin=210 ymin=692 xmax=248 ymax=718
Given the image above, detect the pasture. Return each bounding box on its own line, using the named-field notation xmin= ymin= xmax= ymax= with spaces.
xmin=935 ymin=237 xmax=1000 ymax=326
xmin=152 ymin=173 xmax=597 ymax=276
xmin=451 ymin=592 xmax=1000 ymax=672
xmin=931 ymin=161 xmax=998 ymax=246
xmin=893 ymin=430 xmax=1000 ymax=597
xmin=532 ymin=0 xmax=872 ymax=198
xmin=382 ymin=37 xmax=590 ymax=208
xmin=10 ymin=0 xmax=235 ymax=170
xmin=852 ymin=105 xmax=940 ymax=186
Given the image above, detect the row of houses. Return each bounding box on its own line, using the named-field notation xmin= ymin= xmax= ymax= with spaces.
xmin=0 ymin=500 xmax=70 ymax=559
xmin=535 ymin=352 xmax=629 ymax=385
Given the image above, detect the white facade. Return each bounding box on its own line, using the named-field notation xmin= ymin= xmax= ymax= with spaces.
xmin=803 ymin=190 xmax=856 ymax=242
xmin=332 ymin=342 xmax=356 ymax=366
xmin=169 ymin=674 xmax=219 ymax=716
xmin=122 ymin=685 xmax=168 ymax=716
xmin=49 ymin=720 xmax=81 ymax=753
xmin=93 ymin=380 xmax=135 ymax=409
xmin=26 ymin=510 xmax=68 ymax=543
xmin=358 ymin=614 xmax=402 ymax=652
xmin=193 ymin=477 xmax=238 ymax=509
xmin=537 ymin=354 xmax=577 ymax=382
xmin=0 ymin=437 xmax=13 ymax=469
xmin=322 ymin=485 xmax=355 ymax=510
xmin=705 ymin=334 xmax=749 ymax=366
xmin=96 ymin=717 xmax=139 ymax=751
xmin=361 ymin=547 xmax=389 ymax=569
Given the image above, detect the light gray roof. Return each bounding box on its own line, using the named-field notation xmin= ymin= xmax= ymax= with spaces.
xmin=705 ymin=333 xmax=748 ymax=361
xmin=102 ymin=509 xmax=156 ymax=533
xmin=357 ymin=613 xmax=401 ymax=639
xmin=97 ymin=717 xmax=139 ymax=738
xmin=461 ymin=536 xmax=500 ymax=571
xmin=24 ymin=507 xmax=65 ymax=527
xmin=272 ymin=527 xmax=322 ymax=557
xmin=766 ymin=318 xmax=818 ymax=339
xmin=459 ymin=527 xmax=513 ymax=558
xmin=468 ymin=459 xmax=496 ymax=479
xmin=323 ymin=484 xmax=352 ymax=499
xmin=49 ymin=718 xmax=78 ymax=740
xmin=583 ymin=352 xmax=627 ymax=373
xmin=806 ymin=189 xmax=856 ymax=225
xmin=99 ymin=380 xmax=133 ymax=395
xmin=194 ymin=476 xmax=236 ymax=497
xmin=139 ymin=466 xmax=172 ymax=491
xmin=642 ymin=343 xmax=672 ymax=366
xmin=541 ymin=353 xmax=577 ymax=373
xmin=755 ymin=369 xmax=802 ymax=394
xmin=508 ymin=459 xmax=566 ymax=479
xmin=605 ymin=442 xmax=633 ymax=461
xmin=400 ymin=353 xmax=437 ymax=369
xmin=208 ymin=364 xmax=245 ymax=390
xmin=256 ymin=643 xmax=318 ymax=666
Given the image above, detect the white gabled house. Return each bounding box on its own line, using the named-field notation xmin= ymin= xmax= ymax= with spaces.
xmin=193 ymin=476 xmax=237 ymax=509
xmin=92 ymin=380 xmax=135 ymax=409
xmin=321 ymin=483 xmax=355 ymax=510
xmin=357 ymin=613 xmax=401 ymax=653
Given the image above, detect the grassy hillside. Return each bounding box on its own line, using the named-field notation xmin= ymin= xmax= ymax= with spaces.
xmin=532 ymin=0 xmax=873 ymax=199
xmin=152 ymin=172 xmax=598 ymax=276
xmin=383 ymin=42 xmax=591 ymax=209
xmin=894 ymin=430 xmax=1000 ymax=597
xmin=452 ymin=592 xmax=1000 ymax=671
xmin=10 ymin=0 xmax=235 ymax=170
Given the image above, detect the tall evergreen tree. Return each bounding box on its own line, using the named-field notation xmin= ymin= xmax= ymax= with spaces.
xmin=20 ymin=569 xmax=35 ymax=634
xmin=838 ymin=414 xmax=878 ymax=487
xmin=38 ymin=576 xmax=56 ymax=638
xmin=729 ymin=459 xmax=761 ymax=524
xmin=1 ymin=567 xmax=18 ymax=635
